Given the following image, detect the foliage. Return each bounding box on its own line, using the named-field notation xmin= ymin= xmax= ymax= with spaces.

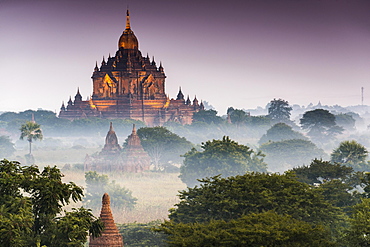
xmin=83 ymin=171 xmax=137 ymax=211
xmin=19 ymin=121 xmax=43 ymax=155
xmin=300 ymin=109 xmax=343 ymax=143
xmin=118 ymin=220 xmax=167 ymax=247
xmin=179 ymin=136 xmax=267 ymax=187
xmin=227 ymin=107 xmax=248 ymax=127
xmin=259 ymin=122 xmax=307 ymax=145
xmin=290 ymin=159 xmax=354 ymax=185
xmin=335 ymin=113 xmax=356 ymax=131
xmin=159 ymin=211 xmax=334 ymax=247
xmin=343 ymin=198 xmax=370 ymax=246
xmin=259 ymin=139 xmax=327 ymax=172
xmin=170 ymin=173 xmax=341 ymax=225
xmin=0 ymin=135 xmax=16 ymax=158
xmin=192 ymin=109 xmax=224 ymax=125
xmin=0 ymin=159 xmax=103 ymax=247
xmin=268 ymin=98 xmax=292 ymax=123
xmin=136 ymin=126 xmax=193 ymax=169
xmin=331 ymin=140 xmax=369 ymax=171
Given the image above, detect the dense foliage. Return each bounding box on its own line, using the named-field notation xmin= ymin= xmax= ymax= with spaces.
xmin=267 ymin=98 xmax=292 ymax=123
xmin=0 ymin=159 xmax=103 ymax=247
xmin=179 ymin=136 xmax=267 ymax=186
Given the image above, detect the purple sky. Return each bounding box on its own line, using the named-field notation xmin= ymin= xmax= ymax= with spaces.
xmin=1 ymin=0 xmax=369 ymax=114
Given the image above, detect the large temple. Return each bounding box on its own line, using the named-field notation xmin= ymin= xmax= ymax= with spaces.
xmin=59 ymin=10 xmax=204 ymax=126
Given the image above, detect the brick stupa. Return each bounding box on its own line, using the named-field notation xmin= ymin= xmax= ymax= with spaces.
xmin=89 ymin=193 xmax=124 ymax=247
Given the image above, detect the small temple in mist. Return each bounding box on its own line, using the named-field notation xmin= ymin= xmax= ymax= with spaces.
xmin=84 ymin=123 xmax=151 ymax=173
xmin=59 ymin=10 xmax=204 ymax=126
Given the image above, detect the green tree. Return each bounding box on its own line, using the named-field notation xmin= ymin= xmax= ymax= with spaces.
xmin=84 ymin=171 xmax=137 ymax=211
xmin=268 ymin=98 xmax=292 ymax=123
xmin=192 ymin=109 xmax=224 ymax=125
xmin=343 ymin=198 xmax=370 ymax=246
xmin=0 ymin=135 xmax=16 ymax=158
xmin=259 ymin=122 xmax=307 ymax=145
xmin=159 ymin=211 xmax=334 ymax=247
xmin=227 ymin=107 xmax=248 ymax=127
xmin=300 ymin=109 xmax=343 ymax=143
xmin=0 ymin=159 xmax=103 ymax=246
xmin=331 ymin=140 xmax=369 ymax=171
xmin=119 ymin=220 xmax=167 ymax=247
xmin=136 ymin=126 xmax=193 ymax=169
xmin=179 ymin=136 xmax=266 ymax=187
xmin=19 ymin=121 xmax=43 ymax=155
xmin=259 ymin=139 xmax=327 ymax=172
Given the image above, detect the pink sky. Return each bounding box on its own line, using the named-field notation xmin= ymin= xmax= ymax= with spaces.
xmin=1 ymin=0 xmax=369 ymax=114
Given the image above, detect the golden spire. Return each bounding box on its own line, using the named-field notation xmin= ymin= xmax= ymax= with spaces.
xmin=126 ymin=9 xmax=131 ymax=30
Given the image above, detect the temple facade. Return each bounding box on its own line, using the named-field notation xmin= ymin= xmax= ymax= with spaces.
xmin=84 ymin=123 xmax=151 ymax=173
xmin=59 ymin=10 xmax=203 ymax=126
xmin=89 ymin=193 xmax=124 ymax=247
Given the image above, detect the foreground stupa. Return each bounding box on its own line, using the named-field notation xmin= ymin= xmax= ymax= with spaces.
xmin=59 ymin=10 xmax=204 ymax=126
xmin=89 ymin=193 xmax=124 ymax=247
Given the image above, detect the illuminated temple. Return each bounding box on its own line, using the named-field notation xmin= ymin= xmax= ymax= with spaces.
xmin=59 ymin=10 xmax=203 ymax=126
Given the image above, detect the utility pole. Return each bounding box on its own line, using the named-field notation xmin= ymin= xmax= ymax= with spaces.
xmin=362 ymin=87 xmax=364 ymax=106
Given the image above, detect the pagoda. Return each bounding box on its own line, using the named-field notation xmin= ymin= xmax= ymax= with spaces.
xmin=59 ymin=10 xmax=204 ymax=126
xmin=89 ymin=193 xmax=124 ymax=247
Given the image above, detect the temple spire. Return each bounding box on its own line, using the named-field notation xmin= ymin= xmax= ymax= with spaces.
xmin=126 ymin=9 xmax=131 ymax=30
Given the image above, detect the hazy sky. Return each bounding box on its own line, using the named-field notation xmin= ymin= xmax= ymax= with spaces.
xmin=1 ymin=0 xmax=369 ymax=114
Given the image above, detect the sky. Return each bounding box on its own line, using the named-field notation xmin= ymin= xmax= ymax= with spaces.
xmin=0 ymin=0 xmax=370 ymax=115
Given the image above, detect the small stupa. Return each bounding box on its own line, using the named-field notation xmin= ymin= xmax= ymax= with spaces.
xmin=89 ymin=193 xmax=124 ymax=247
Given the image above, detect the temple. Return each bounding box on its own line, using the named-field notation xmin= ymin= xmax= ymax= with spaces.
xmin=59 ymin=10 xmax=204 ymax=126
xmin=89 ymin=193 xmax=124 ymax=247
xmin=84 ymin=123 xmax=151 ymax=173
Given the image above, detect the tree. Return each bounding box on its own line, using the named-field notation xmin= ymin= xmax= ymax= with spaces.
xmin=118 ymin=220 xmax=167 ymax=247
xmin=267 ymin=98 xmax=292 ymax=123
xmin=335 ymin=113 xmax=356 ymax=131
xmin=159 ymin=211 xmax=334 ymax=247
xmin=19 ymin=121 xmax=43 ymax=155
xmin=343 ymin=198 xmax=370 ymax=246
xmin=0 ymin=159 xmax=103 ymax=246
xmin=192 ymin=109 xmax=224 ymax=125
xmin=331 ymin=140 xmax=369 ymax=171
xmin=300 ymin=109 xmax=343 ymax=143
xmin=259 ymin=122 xmax=307 ymax=145
xmin=171 ymin=173 xmax=341 ymax=225
xmin=0 ymin=135 xmax=16 ymax=158
xmin=136 ymin=126 xmax=193 ymax=169
xmin=227 ymin=107 xmax=248 ymax=127
xmin=83 ymin=171 xmax=137 ymax=211
xmin=259 ymin=139 xmax=327 ymax=172
xmin=179 ymin=136 xmax=267 ymax=187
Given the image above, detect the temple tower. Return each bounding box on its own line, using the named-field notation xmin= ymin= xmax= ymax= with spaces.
xmin=89 ymin=193 xmax=124 ymax=247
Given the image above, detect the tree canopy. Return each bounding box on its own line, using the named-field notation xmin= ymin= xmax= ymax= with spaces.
xmin=0 ymin=135 xmax=16 ymax=158
xmin=0 ymin=159 xmax=103 ymax=247
xmin=19 ymin=121 xmax=43 ymax=155
xmin=267 ymin=98 xmax=292 ymax=123
xmin=300 ymin=109 xmax=343 ymax=143
xmin=258 ymin=122 xmax=307 ymax=145
xmin=136 ymin=126 xmax=193 ymax=169
xmin=259 ymin=139 xmax=327 ymax=172
xmin=331 ymin=140 xmax=369 ymax=171
xmin=192 ymin=109 xmax=224 ymax=125
xmin=83 ymin=171 xmax=137 ymax=211
xmin=179 ymin=136 xmax=266 ymax=187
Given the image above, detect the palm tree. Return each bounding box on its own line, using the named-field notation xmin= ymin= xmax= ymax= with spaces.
xmin=20 ymin=121 xmax=43 ymax=155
